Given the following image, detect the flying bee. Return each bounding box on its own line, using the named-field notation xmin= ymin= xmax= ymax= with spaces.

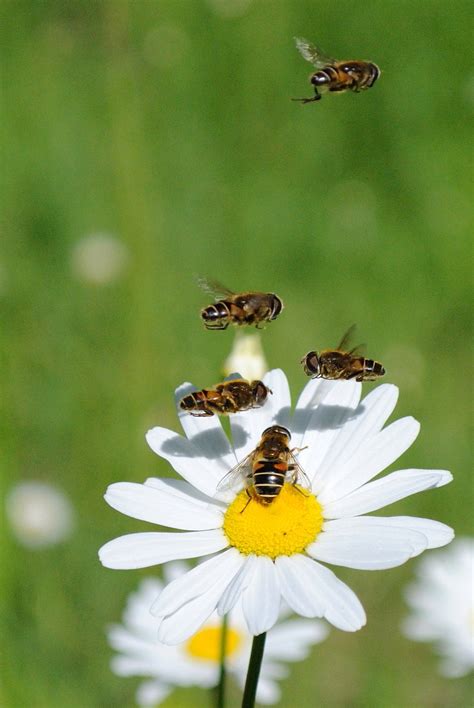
xmin=292 ymin=36 xmax=380 ymax=103
xmin=217 ymin=425 xmax=310 ymax=510
xmin=198 ymin=277 xmax=283 ymax=330
xmin=179 ymin=378 xmax=271 ymax=417
xmin=301 ymin=325 xmax=386 ymax=381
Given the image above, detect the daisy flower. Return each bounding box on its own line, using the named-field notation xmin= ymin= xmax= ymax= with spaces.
xmin=99 ymin=370 xmax=454 ymax=643
xmin=108 ymin=562 xmax=329 ymax=706
xmin=402 ymin=537 xmax=473 ymax=677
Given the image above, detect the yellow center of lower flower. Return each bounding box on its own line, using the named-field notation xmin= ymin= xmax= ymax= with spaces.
xmin=223 ymin=484 xmax=323 ymax=559
xmin=185 ymin=625 xmax=242 ymax=661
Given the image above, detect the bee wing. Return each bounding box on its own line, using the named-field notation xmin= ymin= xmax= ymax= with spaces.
xmin=197 ymin=276 xmax=234 ymax=301
xmin=336 ymin=324 xmax=357 ymax=351
xmin=288 ymin=452 xmax=312 ymax=491
xmin=216 ymin=452 xmax=253 ymax=494
xmin=294 ymin=37 xmax=335 ymax=68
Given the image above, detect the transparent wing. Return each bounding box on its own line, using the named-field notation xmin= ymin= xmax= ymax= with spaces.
xmin=288 ymin=452 xmax=312 ymax=491
xmin=294 ymin=37 xmax=335 ymax=68
xmin=337 ymin=324 xmax=365 ymax=355
xmin=336 ymin=324 xmax=357 ymax=351
xmin=197 ymin=275 xmax=234 ymax=301
xmin=216 ymin=452 xmax=253 ymax=493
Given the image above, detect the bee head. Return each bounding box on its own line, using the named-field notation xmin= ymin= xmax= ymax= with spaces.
xmin=179 ymin=394 xmax=195 ymax=411
xmin=303 ymin=351 xmax=320 ymax=377
xmin=262 ymin=425 xmax=291 ymax=440
xmin=251 ymin=381 xmax=270 ymax=406
xmin=269 ymin=294 xmax=284 ymax=320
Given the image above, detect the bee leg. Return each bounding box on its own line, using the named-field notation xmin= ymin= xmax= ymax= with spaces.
xmin=291 ymin=94 xmax=321 ymax=104
xmin=189 ymin=409 xmax=214 ymax=417
xmin=290 ymin=446 xmax=308 ymax=455
xmin=240 ymin=489 xmax=252 ymax=514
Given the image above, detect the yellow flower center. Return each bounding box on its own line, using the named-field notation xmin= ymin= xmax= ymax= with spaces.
xmin=223 ymin=484 xmax=323 ymax=559
xmin=185 ymin=625 xmax=243 ymax=662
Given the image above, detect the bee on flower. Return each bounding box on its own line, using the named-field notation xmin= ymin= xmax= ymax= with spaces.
xmin=99 ymin=370 xmax=453 ymax=643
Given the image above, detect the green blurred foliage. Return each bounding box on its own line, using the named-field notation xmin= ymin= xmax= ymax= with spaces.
xmin=1 ymin=0 xmax=472 ymax=706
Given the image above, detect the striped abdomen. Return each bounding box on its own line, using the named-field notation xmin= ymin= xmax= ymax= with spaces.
xmin=201 ymin=300 xmax=231 ymax=329
xmin=252 ymin=459 xmax=287 ymax=503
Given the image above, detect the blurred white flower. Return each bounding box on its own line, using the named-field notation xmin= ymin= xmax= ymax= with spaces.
xmin=108 ymin=563 xmax=329 ymax=706
xmin=100 ymin=371 xmax=453 ymax=643
xmin=71 ymin=232 xmax=129 ymax=285
xmin=223 ymin=333 xmax=268 ymax=381
xmin=6 ymin=481 xmax=75 ymax=548
xmin=402 ymin=538 xmax=473 ymax=677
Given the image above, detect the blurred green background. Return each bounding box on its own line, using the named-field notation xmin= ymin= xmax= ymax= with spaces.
xmin=2 ymin=0 xmax=472 ymax=706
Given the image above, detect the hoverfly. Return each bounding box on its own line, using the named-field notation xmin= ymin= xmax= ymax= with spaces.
xmin=217 ymin=425 xmax=310 ymax=511
xmin=179 ymin=378 xmax=271 ymax=417
xmin=301 ymin=325 xmax=386 ymax=381
xmin=198 ymin=277 xmax=283 ymax=330
xmin=293 ymin=36 xmax=380 ymax=103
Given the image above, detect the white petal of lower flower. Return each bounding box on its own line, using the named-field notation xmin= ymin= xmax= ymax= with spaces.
xmin=229 ymin=369 xmax=291 ymax=460
xmin=175 ymin=382 xmax=237 ymax=469
xmin=145 ymin=426 xmax=225 ymax=497
xmin=254 ymin=677 xmax=281 ymax=705
xmin=314 ymin=384 xmax=399 ymax=484
xmin=99 ymin=530 xmax=228 ymax=569
xmin=318 ymin=416 xmax=420 ymax=503
xmin=323 ymin=469 xmax=453 ymax=519
xmin=136 ymin=680 xmax=171 ymax=708
xmin=151 ymin=549 xmax=244 ymax=643
xmin=217 ymin=554 xmax=259 ymax=615
xmin=276 ymin=555 xmax=366 ymax=631
xmin=265 ymin=619 xmax=329 ymax=660
xmin=307 ymin=522 xmax=429 ymax=569
xmin=295 ymin=381 xmax=361 ymax=484
xmin=242 ymin=556 xmax=281 ymax=635
xmin=104 ymin=482 xmax=223 ymax=531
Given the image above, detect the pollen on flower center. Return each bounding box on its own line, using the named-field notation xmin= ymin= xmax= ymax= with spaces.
xmin=185 ymin=625 xmax=242 ymax=662
xmin=223 ymin=484 xmax=323 ymax=560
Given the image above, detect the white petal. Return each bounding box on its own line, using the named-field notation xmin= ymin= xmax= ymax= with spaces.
xmin=383 ymin=516 xmax=454 ymax=548
xmin=295 ymin=382 xmax=361 ymax=484
xmin=151 ymin=549 xmax=244 ymax=643
xmin=145 ymin=426 xmax=225 ymax=497
xmin=229 ymin=369 xmax=291 ymax=460
xmin=276 ymin=555 xmax=366 ymax=631
xmin=275 ymin=554 xmax=325 ymax=618
xmin=242 ymin=556 xmax=281 ymax=635
xmin=323 ymin=469 xmax=453 ymax=519
xmin=136 ymin=680 xmax=171 ymax=707
xmin=175 ymin=382 xmax=237 ymax=467
xmin=217 ymin=555 xmax=259 ymax=615
xmin=319 ymin=416 xmax=420 ymax=503
xmin=104 ymin=482 xmax=222 ymax=531
xmin=314 ymin=384 xmax=399 ymax=482
xmin=254 ymin=678 xmax=281 ymax=705
xmin=98 ymin=529 xmax=228 ymax=569
xmin=265 ymin=619 xmax=329 ymax=660
xmin=307 ymin=519 xmax=429 ymax=569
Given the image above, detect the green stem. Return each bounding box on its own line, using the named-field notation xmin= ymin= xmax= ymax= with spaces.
xmin=241 ymin=633 xmax=266 ymax=708
xmin=216 ymin=614 xmax=228 ymax=708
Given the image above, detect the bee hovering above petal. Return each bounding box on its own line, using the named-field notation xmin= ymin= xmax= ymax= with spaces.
xmin=301 ymin=326 xmax=386 ymax=381
xmin=292 ymin=36 xmax=381 ymax=104
xmin=179 ymin=378 xmax=272 ymax=417
xmin=198 ymin=276 xmax=284 ymax=330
